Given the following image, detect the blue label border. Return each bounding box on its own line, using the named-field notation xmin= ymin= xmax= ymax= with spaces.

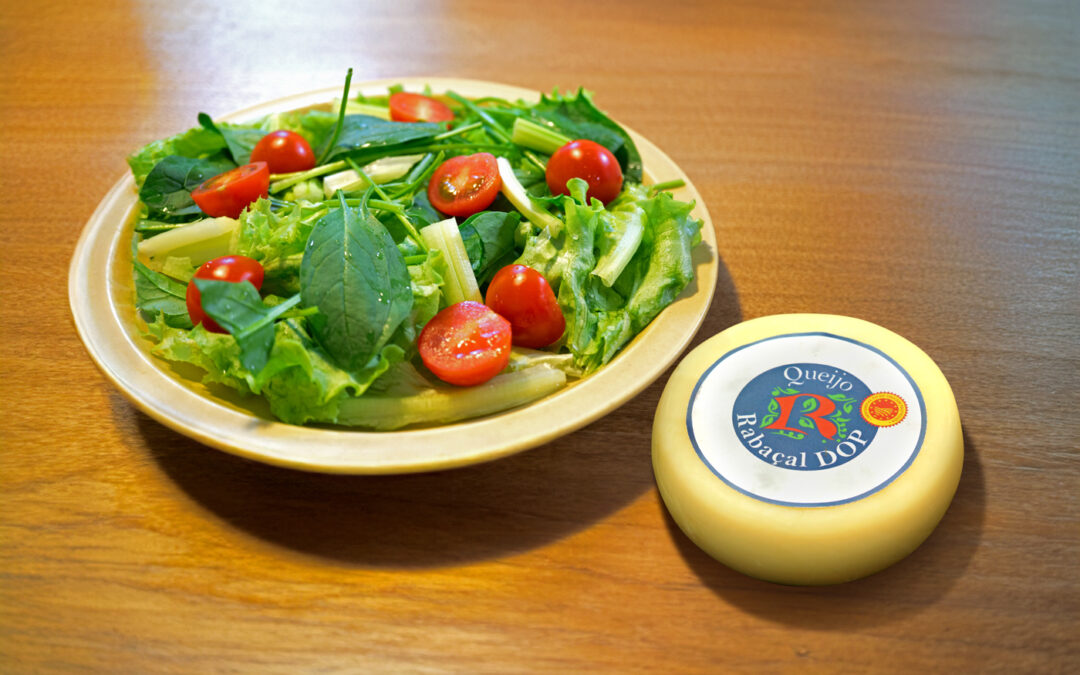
xmin=685 ymin=332 xmax=927 ymax=508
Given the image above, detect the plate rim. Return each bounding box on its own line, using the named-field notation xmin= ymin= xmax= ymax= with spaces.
xmin=69 ymin=76 xmax=718 ymax=475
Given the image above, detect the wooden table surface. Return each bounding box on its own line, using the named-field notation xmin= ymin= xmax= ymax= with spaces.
xmin=2 ymin=0 xmax=1078 ymax=672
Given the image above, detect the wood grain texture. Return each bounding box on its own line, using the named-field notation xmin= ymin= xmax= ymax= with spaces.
xmin=2 ymin=0 xmax=1078 ymax=672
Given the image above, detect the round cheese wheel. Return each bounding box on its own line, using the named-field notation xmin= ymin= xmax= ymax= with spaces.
xmin=652 ymin=314 xmax=963 ymax=585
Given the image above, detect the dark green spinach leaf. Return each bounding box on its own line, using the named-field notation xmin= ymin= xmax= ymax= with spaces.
xmin=139 ymin=154 xmax=236 ymax=220
xmin=299 ymin=196 xmax=413 ymax=372
xmin=194 ymin=279 xmax=301 ymax=373
xmin=198 ymin=112 xmax=265 ymax=165
xmin=458 ymin=211 xmax=521 ymax=286
xmin=319 ymin=115 xmax=443 ymax=164
xmin=133 ymin=258 xmax=193 ymax=329
xmin=127 ymin=127 xmax=228 ymax=187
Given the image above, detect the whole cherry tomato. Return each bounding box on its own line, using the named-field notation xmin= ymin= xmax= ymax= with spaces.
xmin=191 ymin=162 xmax=269 ymax=219
xmin=418 ymin=301 xmax=512 ymax=386
xmin=545 ymin=139 xmax=623 ymax=204
xmin=485 ymin=265 xmax=565 ymax=349
xmin=427 ymin=152 xmax=501 ymax=217
xmin=185 ymin=255 xmax=265 ymax=333
xmin=250 ymin=130 xmax=316 ymax=174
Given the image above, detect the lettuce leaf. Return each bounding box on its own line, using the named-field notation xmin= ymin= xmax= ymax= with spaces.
xmin=145 ymin=316 xmax=398 ymax=425
xmin=513 ymin=179 xmax=702 ymax=374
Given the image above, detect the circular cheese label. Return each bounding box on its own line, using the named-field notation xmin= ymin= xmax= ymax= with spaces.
xmin=686 ymin=332 xmax=926 ymax=507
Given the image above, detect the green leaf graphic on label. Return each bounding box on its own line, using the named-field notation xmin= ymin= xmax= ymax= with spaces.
xmin=798 ymin=417 xmax=815 ymax=429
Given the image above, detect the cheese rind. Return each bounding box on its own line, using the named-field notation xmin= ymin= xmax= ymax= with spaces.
xmin=652 ymin=314 xmax=962 ymax=585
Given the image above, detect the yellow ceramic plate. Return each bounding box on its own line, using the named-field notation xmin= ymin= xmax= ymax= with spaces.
xmin=69 ymin=78 xmax=717 ymax=474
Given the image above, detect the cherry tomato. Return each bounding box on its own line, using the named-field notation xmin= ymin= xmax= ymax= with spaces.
xmin=485 ymin=265 xmax=565 ymax=349
xmin=250 ymin=130 xmax=316 ymax=174
xmin=389 ymin=92 xmax=455 ymax=123
xmin=191 ymin=162 xmax=270 ymax=219
xmin=186 ymin=255 xmax=265 ymax=333
xmin=418 ymin=301 xmax=512 ymax=386
xmin=427 ymin=153 xmax=501 ymax=217
xmin=545 ymin=139 xmax=623 ymax=204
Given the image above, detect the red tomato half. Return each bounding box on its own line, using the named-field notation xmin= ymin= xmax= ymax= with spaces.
xmin=186 ymin=255 xmax=265 ymax=333
xmin=250 ymin=130 xmax=315 ymax=174
xmin=418 ymin=301 xmax=512 ymax=386
xmin=545 ymin=139 xmax=623 ymax=204
xmin=191 ymin=162 xmax=270 ymax=219
xmin=389 ymin=92 xmax=454 ymax=123
xmin=427 ymin=153 xmax=501 ymax=217
xmin=485 ymin=265 xmax=565 ymax=349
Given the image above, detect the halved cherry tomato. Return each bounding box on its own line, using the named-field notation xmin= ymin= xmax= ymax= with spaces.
xmin=427 ymin=153 xmax=501 ymax=217
xmin=186 ymin=255 xmax=265 ymax=333
xmin=191 ymin=162 xmax=269 ymax=219
xmin=545 ymin=139 xmax=623 ymax=204
xmin=389 ymin=92 xmax=455 ymax=123
xmin=485 ymin=265 xmax=565 ymax=349
xmin=418 ymin=301 xmax=512 ymax=386
xmin=250 ymin=130 xmax=315 ymax=174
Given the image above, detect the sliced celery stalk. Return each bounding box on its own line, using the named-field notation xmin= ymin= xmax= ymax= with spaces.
xmin=342 ymin=100 xmax=391 ymax=120
xmin=322 ymin=154 xmax=424 ymax=197
xmin=136 ymin=216 xmax=239 ymax=269
xmin=496 ymin=157 xmax=563 ymax=233
xmin=511 ymin=117 xmax=571 ymax=155
xmin=508 ymin=347 xmax=582 ymax=378
xmin=335 ymin=365 xmax=567 ymax=430
xmin=420 ymin=218 xmax=481 ymax=304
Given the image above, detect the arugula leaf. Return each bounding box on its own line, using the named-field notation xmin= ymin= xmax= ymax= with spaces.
xmin=198 ymin=112 xmax=264 ymax=165
xmin=458 ymin=210 xmax=521 ymax=286
xmin=530 ymin=88 xmax=642 ymax=183
xmin=139 ymin=154 xmax=236 ymax=220
xmin=133 ymin=258 xmax=193 ymax=329
xmin=318 ymin=115 xmax=444 ymax=164
xmin=299 ymin=195 xmax=413 ymax=372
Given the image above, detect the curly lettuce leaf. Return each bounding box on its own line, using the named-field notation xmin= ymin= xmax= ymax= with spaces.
xmin=145 ymin=316 xmax=399 ymax=425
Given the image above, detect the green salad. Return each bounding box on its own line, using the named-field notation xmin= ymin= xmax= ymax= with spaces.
xmin=129 ymin=71 xmax=703 ymax=429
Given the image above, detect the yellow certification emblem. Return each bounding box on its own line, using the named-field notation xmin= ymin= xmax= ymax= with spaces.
xmin=861 ymin=392 xmax=908 ymax=427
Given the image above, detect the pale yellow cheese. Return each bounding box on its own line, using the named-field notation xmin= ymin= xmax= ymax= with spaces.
xmin=652 ymin=314 xmax=963 ymax=585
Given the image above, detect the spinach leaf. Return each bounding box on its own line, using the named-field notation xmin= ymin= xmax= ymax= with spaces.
xmin=318 ymin=115 xmax=443 ymax=164
xmin=139 ymin=154 xmax=236 ymax=220
xmin=530 ymin=88 xmax=642 ymax=183
xmin=299 ymin=196 xmax=413 ymax=372
xmin=458 ymin=211 xmax=521 ymax=286
xmin=127 ymin=127 xmax=228 ymax=187
xmin=133 ymin=258 xmax=193 ymax=329
xmin=198 ymin=112 xmax=264 ymax=165
xmin=194 ymin=279 xmax=301 ymax=374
